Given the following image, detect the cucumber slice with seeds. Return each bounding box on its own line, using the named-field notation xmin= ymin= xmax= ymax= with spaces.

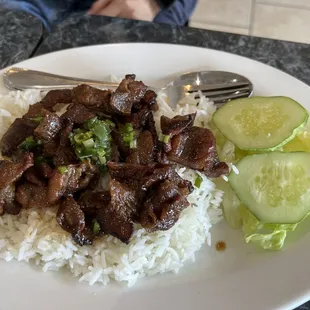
xmin=229 ymin=152 xmax=310 ymax=224
xmin=212 ymin=96 xmax=308 ymax=151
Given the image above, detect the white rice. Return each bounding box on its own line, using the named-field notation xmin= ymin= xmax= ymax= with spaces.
xmin=0 ymin=87 xmax=224 ymax=286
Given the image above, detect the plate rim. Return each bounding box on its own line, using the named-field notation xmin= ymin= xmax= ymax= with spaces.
xmin=0 ymin=42 xmax=310 ymax=310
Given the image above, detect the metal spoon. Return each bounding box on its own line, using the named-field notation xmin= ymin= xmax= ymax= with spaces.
xmin=3 ymin=67 xmax=254 ymax=106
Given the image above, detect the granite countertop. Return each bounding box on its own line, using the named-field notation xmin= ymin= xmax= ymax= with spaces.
xmin=1 ymin=10 xmax=310 ymax=310
xmin=0 ymin=7 xmax=43 ymax=69
xmin=34 ymin=14 xmax=310 ymax=86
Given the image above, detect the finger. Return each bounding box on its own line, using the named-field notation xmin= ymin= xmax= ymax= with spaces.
xmin=88 ymin=0 xmax=111 ymax=14
xmin=94 ymin=1 xmax=122 ymax=17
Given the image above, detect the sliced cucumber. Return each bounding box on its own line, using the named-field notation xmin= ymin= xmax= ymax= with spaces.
xmin=229 ymin=152 xmax=310 ymax=224
xmin=212 ymin=96 xmax=308 ymax=151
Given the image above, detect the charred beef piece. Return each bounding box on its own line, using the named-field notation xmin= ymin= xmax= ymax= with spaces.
xmin=24 ymin=162 xmax=53 ymax=186
xmin=145 ymin=112 xmax=158 ymax=142
xmin=0 ymin=153 xmax=33 ymax=189
xmin=47 ymin=161 xmax=98 ymax=204
xmin=15 ymin=182 xmax=49 ymax=209
xmin=141 ymin=89 xmax=158 ymax=111
xmin=72 ymin=84 xmax=113 ymax=113
xmin=126 ymin=106 xmax=158 ymax=135
xmin=79 ymin=190 xmax=110 ymax=217
xmin=160 ymin=114 xmax=196 ymax=152
xmin=104 ymin=162 xmax=193 ymax=242
xmin=97 ymin=205 xmax=134 ymax=244
xmin=140 ymin=172 xmax=193 ymax=231
xmin=34 ymin=110 xmax=63 ymax=143
xmin=108 ymin=162 xmax=154 ymax=183
xmin=113 ymin=108 xmax=158 ymax=162
xmin=76 ymin=191 xmax=111 ymax=245
xmin=0 ymin=118 xmax=37 ymax=156
xmin=131 ymin=89 xmax=157 ymax=111
xmin=24 ymin=89 xmax=72 ymax=120
xmin=112 ymin=115 xmax=158 ymax=163
xmin=126 ymin=130 xmax=155 ymax=165
xmin=24 ymin=167 xmax=46 ymax=186
xmin=111 ymin=129 xmax=128 ymax=159
xmin=107 ymin=162 xmax=193 ymax=235
xmin=110 ymin=75 xmax=147 ymax=115
xmin=109 ymin=179 xmax=140 ymax=219
xmin=61 ymin=103 xmax=96 ymax=125
xmin=161 ymin=114 xmax=196 ymax=136
xmin=0 ymin=184 xmax=21 ymax=215
xmin=98 ymin=163 xmax=153 ymax=243
xmin=53 ymin=119 xmax=78 ymax=166
xmin=96 ymin=180 xmax=136 ymax=243
xmin=140 ymin=165 xmax=174 ymax=190
xmin=72 ymin=225 xmax=95 ymax=246
xmin=166 ymin=126 xmax=229 ymax=178
xmin=24 ymin=103 xmax=46 ymax=120
xmin=127 ymin=106 xmax=152 ymax=130
xmin=96 ymin=178 xmax=142 ymax=241
xmin=110 ymin=141 xmax=120 ymax=162
xmin=0 ymin=153 xmax=34 ymax=215
xmin=37 ymin=162 xmax=54 ymax=179
xmin=57 ymin=197 xmax=85 ymax=234
xmin=40 ymin=89 xmax=73 ymax=109
xmin=140 ymin=165 xmax=193 ymax=193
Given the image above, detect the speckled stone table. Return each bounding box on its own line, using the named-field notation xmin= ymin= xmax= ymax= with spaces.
xmin=0 ymin=7 xmax=43 ymax=69
xmin=1 ymin=10 xmax=310 ymax=310
xmin=34 ymin=13 xmax=310 ymax=87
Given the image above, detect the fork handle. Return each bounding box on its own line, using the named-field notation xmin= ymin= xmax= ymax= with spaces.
xmin=4 ymin=67 xmax=120 ymax=90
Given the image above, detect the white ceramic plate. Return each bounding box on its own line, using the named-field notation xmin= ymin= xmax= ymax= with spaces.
xmin=1 ymin=43 xmax=310 ymax=310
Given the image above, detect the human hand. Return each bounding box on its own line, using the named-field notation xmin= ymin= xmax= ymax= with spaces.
xmin=88 ymin=0 xmax=161 ymax=21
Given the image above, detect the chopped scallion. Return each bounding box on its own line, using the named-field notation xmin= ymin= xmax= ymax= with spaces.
xmin=98 ymin=155 xmax=107 ymax=165
xmin=70 ymin=118 xmax=115 ymax=168
xmin=159 ymin=133 xmax=171 ymax=144
xmin=120 ymin=123 xmax=136 ymax=148
xmin=82 ymin=138 xmax=95 ymax=148
xmin=19 ymin=136 xmax=39 ymax=151
xmin=194 ymin=174 xmax=203 ymax=188
xmin=130 ymin=139 xmax=137 ymax=149
xmin=58 ymin=166 xmax=68 ymax=174
xmin=93 ymin=219 xmax=100 ymax=234
xmin=30 ymin=114 xmax=43 ymax=123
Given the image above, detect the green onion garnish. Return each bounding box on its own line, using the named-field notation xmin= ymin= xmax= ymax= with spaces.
xmin=74 ymin=131 xmax=93 ymax=144
xmin=159 ymin=133 xmax=171 ymax=144
xmin=194 ymin=174 xmax=203 ymax=188
xmin=30 ymin=114 xmax=43 ymax=123
xmin=57 ymin=166 xmax=68 ymax=174
xmin=129 ymin=139 xmax=137 ymax=149
xmin=98 ymin=155 xmax=107 ymax=165
xmin=93 ymin=219 xmax=100 ymax=233
xmin=70 ymin=117 xmax=115 ymax=167
xmin=82 ymin=138 xmax=95 ymax=148
xmin=19 ymin=136 xmax=39 ymax=151
xmin=120 ymin=123 xmax=136 ymax=148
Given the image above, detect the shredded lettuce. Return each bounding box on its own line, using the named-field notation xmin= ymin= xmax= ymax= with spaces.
xmin=241 ymin=205 xmax=297 ymax=250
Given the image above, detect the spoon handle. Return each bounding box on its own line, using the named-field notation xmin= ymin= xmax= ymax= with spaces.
xmin=4 ymin=67 xmax=120 ymax=90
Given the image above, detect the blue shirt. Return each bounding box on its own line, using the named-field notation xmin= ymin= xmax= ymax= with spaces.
xmin=1 ymin=0 xmax=197 ymax=31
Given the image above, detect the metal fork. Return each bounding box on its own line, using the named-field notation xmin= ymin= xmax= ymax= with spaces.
xmin=3 ymin=67 xmax=254 ymax=106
